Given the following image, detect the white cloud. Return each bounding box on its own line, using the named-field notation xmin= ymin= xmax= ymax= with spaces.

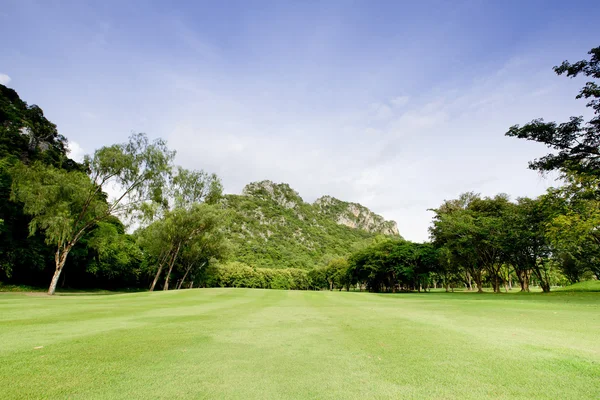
xmin=0 ymin=73 xmax=11 ymax=85
xmin=67 ymin=141 xmax=85 ymax=162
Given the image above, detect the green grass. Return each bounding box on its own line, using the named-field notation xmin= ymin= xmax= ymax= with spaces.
xmin=1 ymin=289 xmax=599 ymax=399
xmin=555 ymin=280 xmax=600 ymax=292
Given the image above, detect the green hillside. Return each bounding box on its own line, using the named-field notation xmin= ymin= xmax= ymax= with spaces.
xmin=222 ymin=180 xmax=401 ymax=269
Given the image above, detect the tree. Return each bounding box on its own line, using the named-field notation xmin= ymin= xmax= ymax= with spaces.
xmin=347 ymin=238 xmax=439 ymax=293
xmin=430 ymin=193 xmax=485 ymax=292
xmin=11 ymin=133 xmax=174 ymax=294
xmin=176 ymin=208 xmax=229 ymax=289
xmin=502 ymin=197 xmax=552 ymax=292
xmin=544 ymin=173 xmax=600 ymax=280
xmin=506 ymin=46 xmax=600 ymax=179
xmin=411 ymin=243 xmax=440 ymax=292
xmin=468 ymin=195 xmax=512 ymax=293
xmin=435 ymin=246 xmax=463 ymax=292
xmin=138 ymin=165 xmax=224 ymax=291
xmin=323 ymin=258 xmax=350 ymax=290
xmin=142 ymin=204 xmax=226 ymax=291
xmin=86 ymin=218 xmax=143 ymax=286
xmin=430 ymin=193 xmax=512 ymax=293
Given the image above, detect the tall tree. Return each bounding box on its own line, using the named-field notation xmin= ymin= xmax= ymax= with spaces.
xmin=140 ymin=166 xmax=224 ymax=291
xmin=11 ymin=133 xmax=174 ymax=294
xmin=430 ymin=193 xmax=485 ymax=292
xmin=176 ymin=226 xmax=229 ymax=290
xmin=502 ymin=197 xmax=552 ymax=292
xmin=506 ymin=46 xmax=600 ymax=179
xmin=544 ymin=173 xmax=600 ymax=280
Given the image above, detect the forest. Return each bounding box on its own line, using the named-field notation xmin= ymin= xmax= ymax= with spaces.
xmin=1 ymin=46 xmax=599 ymax=295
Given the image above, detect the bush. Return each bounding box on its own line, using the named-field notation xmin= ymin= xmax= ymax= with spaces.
xmin=199 ymin=262 xmax=314 ymax=290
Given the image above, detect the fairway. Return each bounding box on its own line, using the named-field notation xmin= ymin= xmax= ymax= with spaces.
xmin=1 ymin=289 xmax=599 ymax=399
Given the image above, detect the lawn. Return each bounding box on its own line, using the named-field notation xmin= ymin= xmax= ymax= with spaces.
xmin=1 ymin=289 xmax=599 ymax=399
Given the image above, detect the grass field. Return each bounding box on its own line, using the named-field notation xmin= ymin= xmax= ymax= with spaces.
xmin=555 ymin=280 xmax=600 ymax=292
xmin=1 ymin=289 xmax=599 ymax=399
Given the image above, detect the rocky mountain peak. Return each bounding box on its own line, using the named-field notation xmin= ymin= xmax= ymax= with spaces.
xmin=314 ymin=195 xmax=400 ymax=236
xmin=242 ymin=180 xmax=303 ymax=209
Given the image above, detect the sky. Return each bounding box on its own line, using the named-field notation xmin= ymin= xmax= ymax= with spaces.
xmin=1 ymin=0 xmax=598 ymax=241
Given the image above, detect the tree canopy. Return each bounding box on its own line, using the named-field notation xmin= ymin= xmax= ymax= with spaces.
xmin=506 ymin=46 xmax=600 ymax=179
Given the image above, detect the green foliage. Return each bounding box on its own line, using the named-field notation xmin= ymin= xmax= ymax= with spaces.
xmin=0 ymin=84 xmax=75 ymax=169
xmin=200 ymin=261 xmax=312 ymax=290
xmin=0 ymin=85 xmax=81 ymax=284
xmin=87 ymin=219 xmax=143 ymax=281
xmin=506 ymin=46 xmax=600 ymax=179
xmin=140 ymin=202 xmax=228 ymax=291
xmin=170 ymin=166 xmax=222 ymax=209
xmin=430 ymin=193 xmax=556 ymax=292
xmin=543 ymin=173 xmax=600 ymax=280
xmin=222 ymin=181 xmax=398 ymax=270
xmin=10 ymin=131 xmax=176 ymax=294
xmin=347 ymin=238 xmax=439 ymax=292
xmin=11 ymin=161 xmax=106 ymax=247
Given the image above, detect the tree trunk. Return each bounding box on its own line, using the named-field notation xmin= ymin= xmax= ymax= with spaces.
xmin=48 ymin=245 xmax=72 ymax=295
xmin=149 ymin=263 xmax=165 ymax=291
xmin=540 ymin=281 xmax=550 ymax=293
xmin=163 ymin=243 xmax=183 ymax=291
xmin=532 ymin=264 xmax=551 ymax=293
xmin=178 ymin=263 xmax=194 ymax=290
xmin=472 ymin=271 xmax=483 ymax=293
xmin=150 ymin=249 xmax=173 ymax=291
xmin=163 ymin=254 xmax=177 ymax=291
xmin=163 ymin=265 xmax=174 ymax=290
xmin=467 ymin=273 xmax=473 ymax=291
xmin=493 ymin=276 xmax=500 ymax=293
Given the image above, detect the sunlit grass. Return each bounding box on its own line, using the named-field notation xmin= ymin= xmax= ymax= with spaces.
xmin=1 ymin=289 xmax=599 ymax=399
xmin=555 ymin=280 xmax=600 ymax=292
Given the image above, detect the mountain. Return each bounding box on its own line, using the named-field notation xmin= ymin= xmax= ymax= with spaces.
xmin=313 ymin=195 xmax=399 ymax=236
xmin=222 ymin=180 xmax=401 ymax=269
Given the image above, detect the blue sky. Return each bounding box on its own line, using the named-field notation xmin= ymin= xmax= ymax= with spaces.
xmin=1 ymin=0 xmax=598 ymax=241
